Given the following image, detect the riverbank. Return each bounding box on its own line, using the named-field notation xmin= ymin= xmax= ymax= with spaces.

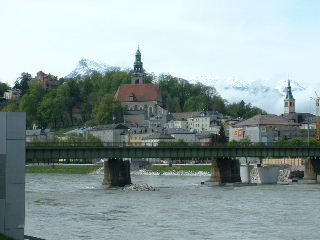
xmin=26 ymin=165 xmax=102 ymax=174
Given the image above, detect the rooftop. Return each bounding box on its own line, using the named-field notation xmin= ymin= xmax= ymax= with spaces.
xmin=144 ymin=132 xmax=175 ymax=140
xmin=114 ymin=84 xmax=161 ymax=102
xmin=234 ymin=114 xmax=299 ymax=127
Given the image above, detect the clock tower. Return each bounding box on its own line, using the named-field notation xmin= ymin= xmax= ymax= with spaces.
xmin=284 ymin=80 xmax=295 ymax=114
xmin=131 ymin=46 xmax=145 ymax=84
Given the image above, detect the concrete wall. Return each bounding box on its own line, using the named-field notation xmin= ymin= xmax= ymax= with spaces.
xmin=0 ymin=112 xmax=26 ymax=240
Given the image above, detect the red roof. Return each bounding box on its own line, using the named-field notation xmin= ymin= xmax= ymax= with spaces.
xmin=114 ymin=84 xmax=161 ymax=102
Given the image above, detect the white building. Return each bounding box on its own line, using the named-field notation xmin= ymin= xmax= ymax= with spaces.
xmin=165 ymin=120 xmax=188 ymax=129
xmin=3 ymin=89 xmax=21 ymax=100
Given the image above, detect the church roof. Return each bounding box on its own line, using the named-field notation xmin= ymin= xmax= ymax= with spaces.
xmin=234 ymin=114 xmax=299 ymax=127
xmin=114 ymin=84 xmax=161 ymax=102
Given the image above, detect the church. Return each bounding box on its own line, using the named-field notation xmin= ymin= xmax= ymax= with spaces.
xmin=282 ymin=80 xmax=315 ymax=124
xmin=114 ymin=48 xmax=167 ymax=123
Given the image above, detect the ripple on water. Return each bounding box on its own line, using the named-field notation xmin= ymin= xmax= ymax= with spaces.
xmin=25 ymin=174 xmax=320 ymax=240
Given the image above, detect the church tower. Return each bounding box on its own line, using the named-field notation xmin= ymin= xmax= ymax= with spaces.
xmin=284 ymin=80 xmax=295 ymax=114
xmin=131 ymin=46 xmax=145 ymax=84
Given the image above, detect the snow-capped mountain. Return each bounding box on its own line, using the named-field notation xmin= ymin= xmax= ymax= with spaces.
xmin=65 ymin=59 xmax=111 ymax=79
xmin=64 ymin=59 xmax=312 ymax=114
xmin=185 ymin=75 xmax=310 ymax=114
xmin=189 ymin=75 xmax=305 ymax=96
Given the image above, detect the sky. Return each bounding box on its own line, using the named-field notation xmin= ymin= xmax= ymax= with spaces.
xmin=1 ymin=0 xmax=320 ymax=113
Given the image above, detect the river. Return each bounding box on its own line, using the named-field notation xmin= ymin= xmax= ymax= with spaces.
xmin=25 ymin=174 xmax=320 ymax=240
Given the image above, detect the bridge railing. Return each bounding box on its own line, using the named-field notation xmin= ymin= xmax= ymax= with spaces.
xmin=26 ymin=141 xmax=320 ymax=148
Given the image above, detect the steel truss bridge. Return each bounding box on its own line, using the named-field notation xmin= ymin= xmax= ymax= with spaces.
xmin=26 ymin=143 xmax=320 ymax=160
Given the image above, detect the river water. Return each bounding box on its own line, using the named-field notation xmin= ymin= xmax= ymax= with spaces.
xmin=25 ymin=174 xmax=320 ymax=240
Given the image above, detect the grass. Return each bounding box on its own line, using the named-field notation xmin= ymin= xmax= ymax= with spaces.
xmin=150 ymin=165 xmax=211 ymax=173
xmin=0 ymin=234 xmax=15 ymax=240
xmin=26 ymin=164 xmax=102 ymax=174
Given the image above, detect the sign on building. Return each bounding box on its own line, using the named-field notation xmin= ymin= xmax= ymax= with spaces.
xmin=234 ymin=129 xmax=244 ymax=137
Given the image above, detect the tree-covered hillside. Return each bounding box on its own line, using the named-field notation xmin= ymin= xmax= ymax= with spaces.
xmin=0 ymin=71 xmax=266 ymax=129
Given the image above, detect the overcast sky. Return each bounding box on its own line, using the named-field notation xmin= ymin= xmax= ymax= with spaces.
xmin=1 ymin=0 xmax=320 ymax=92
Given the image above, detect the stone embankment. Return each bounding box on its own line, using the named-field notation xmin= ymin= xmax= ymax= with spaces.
xmin=250 ymin=165 xmax=303 ymax=183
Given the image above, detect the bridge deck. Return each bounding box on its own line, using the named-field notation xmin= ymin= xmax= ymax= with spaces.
xmin=26 ymin=145 xmax=320 ymax=159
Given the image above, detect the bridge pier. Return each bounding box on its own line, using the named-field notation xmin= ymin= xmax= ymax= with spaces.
xmin=257 ymin=165 xmax=279 ymax=184
xmin=103 ymin=158 xmax=131 ymax=187
xmin=304 ymin=157 xmax=320 ymax=183
xmin=240 ymin=163 xmax=251 ymax=183
xmin=206 ymin=157 xmax=241 ymax=185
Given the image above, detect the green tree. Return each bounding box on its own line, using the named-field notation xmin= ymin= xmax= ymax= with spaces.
xmin=287 ymin=138 xmax=304 ymax=146
xmin=37 ymin=90 xmax=60 ymax=128
xmin=55 ymin=80 xmax=80 ymax=126
xmin=0 ymin=101 xmax=19 ymax=112
xmin=183 ymin=95 xmax=209 ymax=112
xmin=218 ymin=125 xmax=227 ymax=144
xmin=306 ymin=138 xmax=320 ymax=146
xmin=91 ymin=94 xmax=123 ymax=125
xmin=226 ymin=100 xmax=266 ymax=118
xmin=13 ymin=72 xmax=32 ymax=95
xmin=229 ymin=137 xmax=252 ymax=147
xmin=18 ymin=81 xmax=45 ymax=127
xmin=0 ymin=82 xmax=10 ymax=97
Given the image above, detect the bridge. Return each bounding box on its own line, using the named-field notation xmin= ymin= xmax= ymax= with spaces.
xmin=26 ymin=143 xmax=320 ymax=159
xmin=26 ymin=143 xmax=320 ymax=187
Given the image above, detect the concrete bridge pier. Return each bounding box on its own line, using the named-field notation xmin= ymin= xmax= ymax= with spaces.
xmin=304 ymin=157 xmax=320 ymax=183
xmin=206 ymin=157 xmax=241 ymax=185
xmin=240 ymin=163 xmax=251 ymax=183
xmin=257 ymin=165 xmax=279 ymax=184
xmin=102 ymin=158 xmax=131 ymax=187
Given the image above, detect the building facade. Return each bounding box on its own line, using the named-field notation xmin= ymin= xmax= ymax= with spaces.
xmin=229 ymin=114 xmax=304 ymax=144
xmin=31 ymin=71 xmax=60 ymax=89
xmin=3 ymin=89 xmax=21 ymax=100
xmin=88 ymin=124 xmax=128 ymax=143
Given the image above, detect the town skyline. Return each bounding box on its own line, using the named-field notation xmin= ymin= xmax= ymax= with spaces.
xmin=1 ymin=1 xmax=320 ymax=84
xmin=1 ymin=0 xmax=320 ymax=114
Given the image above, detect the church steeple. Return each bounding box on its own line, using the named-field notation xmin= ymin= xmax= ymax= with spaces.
xmin=132 ymin=46 xmax=145 ymax=84
xmin=284 ymin=80 xmax=295 ymax=114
